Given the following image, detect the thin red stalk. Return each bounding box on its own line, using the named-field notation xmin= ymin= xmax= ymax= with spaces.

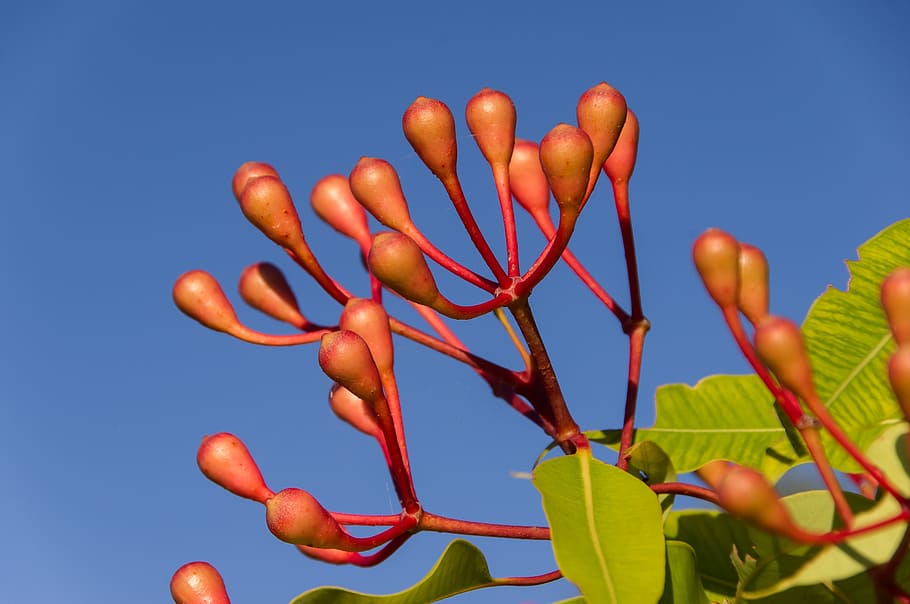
xmin=791 ymin=508 xmax=910 ymax=545
xmin=517 ymin=214 xmax=578 ymax=295
xmin=612 ymin=180 xmax=643 ymax=320
xmin=419 ymin=511 xmax=550 ymax=539
xmin=344 ymin=534 xmax=411 ymax=567
xmin=370 ymin=391 xmax=420 ymax=514
xmin=491 ymin=163 xmax=521 ymax=277
xmin=493 ymin=570 xmax=562 ymax=587
xmin=801 ymin=426 xmax=855 ymax=526
xmin=379 ymin=372 xmax=411 ymax=476
xmin=616 ymin=324 xmax=648 ymax=471
xmin=285 ymin=244 xmax=352 ymax=305
xmin=331 ymin=511 xmax=400 ymax=526
xmin=433 ymin=291 xmax=516 ymax=320
xmin=404 ymin=226 xmax=499 ymax=293
xmin=230 ymin=326 xmax=333 ymax=346
xmin=650 ymin=482 xmax=720 ymax=505
xmin=344 ymin=515 xmax=418 ymax=551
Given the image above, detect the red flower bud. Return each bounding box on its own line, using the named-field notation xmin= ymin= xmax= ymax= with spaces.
xmin=318 ymin=330 xmax=383 ymax=402
xmin=508 ymin=139 xmax=551 ymax=222
xmin=348 ymin=157 xmax=413 ymax=231
xmin=170 ymin=561 xmax=231 ymax=604
xmin=238 ymin=262 xmax=306 ymax=327
xmin=402 ymin=96 xmax=458 ymax=180
xmin=231 ymin=161 xmax=279 ymax=202
xmin=329 ymin=384 xmax=380 ymax=437
xmin=888 ymin=346 xmax=910 ymax=421
xmin=367 ymin=232 xmax=440 ymax=306
xmin=692 ymin=229 xmax=740 ymax=308
xmin=339 ymin=298 xmax=394 ymax=375
xmin=173 ymin=270 xmax=240 ymax=334
xmin=310 ymin=174 xmax=371 ymax=247
xmin=238 ymin=175 xmax=305 ymax=250
xmin=882 ymin=267 xmax=910 ymax=346
xmin=753 ymin=316 xmax=815 ymax=402
xmin=737 ymin=243 xmax=770 ymax=325
xmin=603 ymin=109 xmax=639 ymax=185
xmin=196 ymin=433 xmax=274 ymax=504
xmin=539 ymin=124 xmax=594 ymax=216
xmin=265 ymin=488 xmax=349 ymax=548
xmin=715 ymin=464 xmax=798 ymax=536
xmin=465 ymin=88 xmax=516 ymax=167
xmin=576 ymin=82 xmax=627 ymax=169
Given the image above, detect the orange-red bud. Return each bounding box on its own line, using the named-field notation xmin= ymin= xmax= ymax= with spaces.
xmin=465 ymin=88 xmax=516 ymax=167
xmin=318 ymin=330 xmax=383 ymax=402
xmin=367 ymin=232 xmax=440 ymax=306
xmin=348 ymin=157 xmax=412 ymax=231
xmin=737 ymin=243 xmax=770 ymax=325
xmin=753 ymin=316 xmax=816 ymax=402
xmin=714 ymin=464 xmax=798 ymax=536
xmin=402 ymin=96 xmax=458 ymax=180
xmin=888 ymin=347 xmax=910 ymax=420
xmin=232 ymin=161 xmax=279 ymax=202
xmin=576 ymin=82 xmax=627 ymax=169
xmin=173 ymin=270 xmax=239 ymax=334
xmin=265 ymin=488 xmax=349 ymax=548
xmin=508 ymin=139 xmax=551 ymax=222
xmin=196 ymin=432 xmax=274 ymax=504
xmin=604 ymin=109 xmax=639 ymax=185
xmin=329 ymin=384 xmax=380 ymax=437
xmin=339 ymin=298 xmax=394 ymax=374
xmin=882 ymin=267 xmax=910 ymax=346
xmin=238 ymin=262 xmax=305 ymax=327
xmin=692 ymin=229 xmax=740 ymax=308
xmin=310 ymin=174 xmax=371 ymax=247
xmin=239 ymin=175 xmax=305 ymax=249
xmin=170 ymin=561 xmax=231 ymax=604
xmin=539 ymin=124 xmax=593 ymax=215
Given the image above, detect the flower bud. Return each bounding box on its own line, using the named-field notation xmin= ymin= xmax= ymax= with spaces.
xmin=196 ymin=432 xmax=274 ymax=504
xmin=539 ymin=124 xmax=593 ymax=216
xmin=239 ymin=175 xmax=305 ymax=249
xmin=508 ymin=139 xmax=551 ymax=222
xmin=603 ymin=109 xmax=639 ymax=185
xmin=715 ymin=464 xmax=798 ymax=536
xmin=238 ymin=262 xmax=306 ymax=327
xmin=367 ymin=232 xmax=440 ymax=306
xmin=310 ymin=174 xmax=371 ymax=246
xmin=339 ymin=298 xmax=394 ymax=374
xmin=402 ymin=96 xmax=458 ymax=180
xmin=692 ymin=229 xmax=740 ymax=308
xmin=882 ymin=267 xmax=910 ymax=346
xmin=737 ymin=243 xmax=770 ymax=325
xmin=348 ymin=157 xmax=413 ymax=231
xmin=265 ymin=488 xmax=349 ymax=548
xmin=329 ymin=384 xmax=380 ymax=437
xmin=465 ymin=88 xmax=516 ymax=167
xmin=232 ymin=161 xmax=279 ymax=202
xmin=576 ymin=82 xmax=627 ymax=169
xmin=318 ymin=330 xmax=383 ymax=402
xmin=170 ymin=561 xmax=231 ymax=604
xmin=753 ymin=316 xmax=815 ymax=402
xmin=888 ymin=346 xmax=910 ymax=421
xmin=173 ymin=270 xmax=240 ymax=334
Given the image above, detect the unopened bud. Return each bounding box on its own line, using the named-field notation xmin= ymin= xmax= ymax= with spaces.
xmin=715 ymin=464 xmax=798 ymax=536
xmin=888 ymin=346 xmax=910 ymax=420
xmin=170 ymin=561 xmax=231 ymax=604
xmin=603 ymin=109 xmax=639 ymax=185
xmin=349 ymin=157 xmax=413 ymax=231
xmin=239 ymin=175 xmax=305 ymax=249
xmin=508 ymin=139 xmax=551 ymax=222
xmin=265 ymin=488 xmax=350 ymax=548
xmin=737 ymin=243 xmax=770 ymax=325
xmin=329 ymin=384 xmax=380 ymax=437
xmin=232 ymin=162 xmax=279 ymax=202
xmin=465 ymin=88 xmax=516 ymax=167
xmin=692 ymin=229 xmax=740 ymax=308
xmin=576 ymin=82 xmax=627 ymax=169
xmin=310 ymin=174 xmax=371 ymax=247
xmin=197 ymin=433 xmax=274 ymax=503
xmin=539 ymin=124 xmax=593 ymax=216
xmin=238 ymin=262 xmax=306 ymax=327
xmin=173 ymin=270 xmax=239 ymax=334
xmin=754 ymin=316 xmax=815 ymax=402
xmin=882 ymin=267 xmax=910 ymax=346
xmin=367 ymin=232 xmax=440 ymax=306
xmin=403 ymin=96 xmax=458 ymax=180
xmin=318 ymin=330 xmax=383 ymax=402
xmin=339 ymin=298 xmax=394 ymax=374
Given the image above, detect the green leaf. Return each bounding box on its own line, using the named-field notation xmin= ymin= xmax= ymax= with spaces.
xmin=626 ymin=440 xmax=678 ymax=517
xmin=800 ymin=218 xmax=910 ymax=472
xmin=533 ymin=450 xmax=665 ymax=603
xmin=660 ymin=541 xmax=711 ymax=604
xmin=289 ymin=540 xmax=499 ymax=603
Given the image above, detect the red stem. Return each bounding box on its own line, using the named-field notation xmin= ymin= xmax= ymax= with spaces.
xmin=616 ymin=324 xmax=648 ymax=471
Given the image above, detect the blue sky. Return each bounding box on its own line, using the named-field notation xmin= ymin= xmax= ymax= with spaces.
xmin=2 ymin=2 xmax=909 ymax=603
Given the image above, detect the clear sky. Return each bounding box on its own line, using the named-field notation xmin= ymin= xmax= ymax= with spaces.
xmin=2 ymin=2 xmax=909 ymax=603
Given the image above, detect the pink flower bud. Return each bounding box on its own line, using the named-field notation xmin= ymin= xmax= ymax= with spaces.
xmin=882 ymin=267 xmax=910 ymax=346
xmin=238 ymin=175 xmax=305 ymax=250
xmin=753 ymin=316 xmax=816 ymax=402
xmin=339 ymin=298 xmax=394 ymax=375
xmin=231 ymin=161 xmax=279 ymax=202
xmin=329 ymin=384 xmax=380 ymax=437
xmin=603 ymin=109 xmax=639 ymax=185
xmin=265 ymin=488 xmax=349 ymax=548
xmin=196 ymin=432 xmax=274 ymax=504
xmin=170 ymin=561 xmax=231 ymax=604
xmin=465 ymin=88 xmax=516 ymax=167
xmin=402 ymin=96 xmax=458 ymax=180
xmin=310 ymin=174 xmax=371 ymax=247
xmin=238 ymin=262 xmax=306 ymax=327
xmin=888 ymin=346 xmax=910 ymax=421
xmin=508 ymin=139 xmax=551 ymax=222
xmin=367 ymin=232 xmax=440 ymax=306
xmin=737 ymin=243 xmax=770 ymax=325
xmin=539 ymin=124 xmax=593 ymax=215
xmin=576 ymin=82 xmax=627 ymax=169
xmin=692 ymin=229 xmax=740 ymax=308
xmin=715 ymin=464 xmax=798 ymax=536
xmin=318 ymin=330 xmax=383 ymax=402
xmin=173 ymin=270 xmax=240 ymax=334
xmin=348 ymin=157 xmax=413 ymax=231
